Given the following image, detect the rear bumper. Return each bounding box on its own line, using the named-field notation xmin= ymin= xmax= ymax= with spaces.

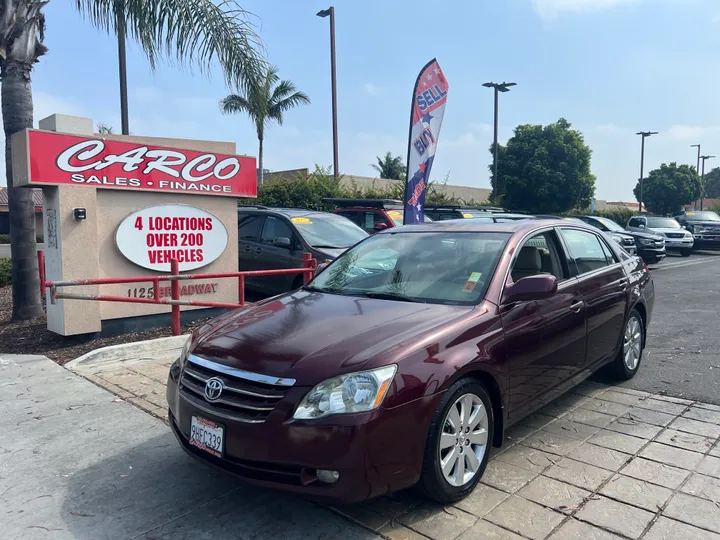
xmin=167 ymin=371 xmax=439 ymax=504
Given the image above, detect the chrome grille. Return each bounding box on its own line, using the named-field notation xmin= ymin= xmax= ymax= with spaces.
xmin=665 ymin=233 xmax=685 ymax=239
xmin=179 ymin=354 xmax=294 ymax=423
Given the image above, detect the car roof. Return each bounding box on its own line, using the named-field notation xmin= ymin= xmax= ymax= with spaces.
xmin=378 ymin=217 xmax=579 ymax=235
xmin=238 ymin=206 xmax=335 ymax=218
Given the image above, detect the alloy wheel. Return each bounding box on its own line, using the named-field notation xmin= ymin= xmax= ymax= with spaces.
xmin=438 ymin=393 xmax=489 ymax=487
xmin=623 ymin=316 xmax=643 ymax=370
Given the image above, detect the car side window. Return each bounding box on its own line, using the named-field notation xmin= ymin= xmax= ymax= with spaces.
xmin=628 ymin=217 xmax=645 ymax=228
xmin=559 ymin=229 xmax=611 ymax=275
xmin=238 ymin=215 xmax=263 ymax=242
xmin=337 ymin=211 xmax=361 ymax=227
xmin=260 ymin=216 xmax=294 ymax=246
xmin=511 ymin=231 xmax=565 ymax=282
xmin=598 ymin=237 xmax=618 ymax=264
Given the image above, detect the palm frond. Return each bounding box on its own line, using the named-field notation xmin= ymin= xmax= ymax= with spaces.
xmin=74 ymin=0 xmax=266 ymax=93
xmin=219 ymin=93 xmax=251 ymax=115
xmin=267 ymin=89 xmax=310 ymax=125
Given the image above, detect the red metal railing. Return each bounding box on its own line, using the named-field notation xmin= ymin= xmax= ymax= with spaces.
xmin=39 ymin=251 xmax=317 ymax=335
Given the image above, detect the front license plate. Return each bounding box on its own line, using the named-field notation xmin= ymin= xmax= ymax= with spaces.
xmin=189 ymin=416 xmax=224 ymax=458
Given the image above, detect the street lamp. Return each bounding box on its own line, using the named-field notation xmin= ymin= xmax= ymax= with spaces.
xmin=700 ymin=155 xmax=715 ymax=211
xmin=483 ymin=81 xmax=517 ymax=200
xmin=317 ymin=7 xmax=339 ymax=181
xmin=691 ymin=144 xmax=701 ymax=209
xmin=636 ymin=131 xmax=659 ymax=213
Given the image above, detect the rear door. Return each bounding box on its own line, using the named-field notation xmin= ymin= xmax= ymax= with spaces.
xmin=500 ymin=229 xmax=588 ymax=420
xmin=558 ymin=228 xmax=629 ymax=369
xmin=238 ymin=214 xmax=265 ymax=291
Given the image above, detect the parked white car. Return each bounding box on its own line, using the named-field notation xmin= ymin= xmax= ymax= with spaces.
xmin=626 ymin=216 xmax=693 ymax=257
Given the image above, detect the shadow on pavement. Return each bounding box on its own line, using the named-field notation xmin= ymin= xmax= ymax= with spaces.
xmin=61 ymin=433 xmax=375 ymax=540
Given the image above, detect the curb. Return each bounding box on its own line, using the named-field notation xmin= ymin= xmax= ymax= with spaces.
xmin=66 ymin=334 xmax=190 ymax=370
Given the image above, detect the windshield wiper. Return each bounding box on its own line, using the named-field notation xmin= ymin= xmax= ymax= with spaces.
xmin=301 ymin=285 xmax=326 ymax=293
xmin=311 ymin=244 xmax=343 ymax=249
xmin=361 ymin=291 xmax=426 ymax=303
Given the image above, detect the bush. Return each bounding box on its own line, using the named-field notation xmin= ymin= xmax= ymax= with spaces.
xmin=593 ymin=209 xmax=637 ymax=227
xmin=241 ymin=166 xmax=468 ymax=211
xmin=0 ymin=258 xmax=11 ymax=287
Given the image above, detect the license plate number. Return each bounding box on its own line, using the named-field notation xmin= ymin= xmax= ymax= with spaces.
xmin=189 ymin=416 xmax=224 ymax=458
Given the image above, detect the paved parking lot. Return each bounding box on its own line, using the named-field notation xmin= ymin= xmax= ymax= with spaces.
xmin=5 ymin=252 xmax=720 ymax=539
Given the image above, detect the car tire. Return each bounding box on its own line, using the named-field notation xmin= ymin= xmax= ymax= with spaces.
xmin=419 ymin=378 xmax=494 ymax=504
xmin=610 ymin=309 xmax=645 ymax=380
xmin=681 ymin=248 xmax=692 ymax=257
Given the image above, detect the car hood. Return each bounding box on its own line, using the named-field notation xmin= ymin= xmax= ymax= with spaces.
xmin=686 ymin=221 xmax=720 ymax=229
xmin=191 ymin=290 xmax=475 ymax=385
xmin=625 ymin=230 xmax=663 ymax=241
xmin=607 ymin=231 xmax=634 ymax=239
xmin=312 ymin=247 xmax=347 ymax=260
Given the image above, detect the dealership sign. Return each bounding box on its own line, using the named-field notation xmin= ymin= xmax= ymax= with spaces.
xmin=116 ymin=204 xmax=228 ymax=272
xmin=21 ymin=130 xmax=257 ymax=197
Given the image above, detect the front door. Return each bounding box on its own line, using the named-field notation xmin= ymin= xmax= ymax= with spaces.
xmin=500 ymin=230 xmax=588 ymax=421
xmin=558 ymin=228 xmax=629 ymax=368
xmin=254 ymin=216 xmax=304 ymax=295
xmin=237 ymin=213 xmax=265 ymax=291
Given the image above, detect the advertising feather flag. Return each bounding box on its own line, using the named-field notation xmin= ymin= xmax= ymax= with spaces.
xmin=403 ymin=58 xmax=449 ymax=225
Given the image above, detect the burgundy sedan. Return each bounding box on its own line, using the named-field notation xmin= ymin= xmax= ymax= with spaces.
xmin=167 ymin=219 xmax=654 ymax=504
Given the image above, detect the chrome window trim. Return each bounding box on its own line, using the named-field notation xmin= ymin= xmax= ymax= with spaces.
xmin=188 ymin=354 xmax=296 ymax=387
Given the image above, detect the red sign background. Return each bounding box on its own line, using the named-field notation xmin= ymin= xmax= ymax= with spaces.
xmin=26 ymin=130 xmax=257 ymax=198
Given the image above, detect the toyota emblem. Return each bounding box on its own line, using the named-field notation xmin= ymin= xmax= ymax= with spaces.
xmin=204 ymin=377 xmax=224 ymax=402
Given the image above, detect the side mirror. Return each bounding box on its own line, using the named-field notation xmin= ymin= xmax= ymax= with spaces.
xmin=273 ymin=237 xmax=291 ymax=248
xmin=373 ymin=223 xmax=389 ymax=232
xmin=503 ymin=275 xmax=558 ymax=304
xmin=314 ymin=259 xmax=331 ymax=277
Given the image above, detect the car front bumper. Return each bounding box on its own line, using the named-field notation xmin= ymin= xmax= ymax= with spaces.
xmin=693 ymin=234 xmax=720 ymax=247
xmin=167 ymin=368 xmax=439 ymax=504
xmin=637 ymin=246 xmax=666 ymax=263
xmin=663 ymin=238 xmax=694 ymax=250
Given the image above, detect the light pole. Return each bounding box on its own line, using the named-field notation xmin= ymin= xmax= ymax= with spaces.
xmin=701 ymin=155 xmax=715 ymax=211
xmin=317 ymin=7 xmax=339 ymax=181
xmin=636 ymin=131 xmax=658 ymax=212
xmin=483 ymin=82 xmax=516 ymax=201
xmin=691 ymin=144 xmax=701 ymax=209
xmin=117 ymin=18 xmax=130 ymax=135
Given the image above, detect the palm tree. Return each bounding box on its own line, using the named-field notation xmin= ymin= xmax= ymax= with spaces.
xmin=96 ymin=123 xmax=114 ymax=134
xmin=220 ymin=66 xmax=310 ymax=187
xmin=372 ymin=152 xmax=406 ymax=181
xmin=1 ymin=1 xmax=265 ymax=320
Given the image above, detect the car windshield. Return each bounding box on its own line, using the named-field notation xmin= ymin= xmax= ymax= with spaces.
xmin=308 ymin=232 xmax=511 ymax=305
xmin=291 ymin=214 xmax=368 ymax=249
xmin=594 ymin=217 xmax=625 ymax=232
xmin=386 ymin=210 xmax=433 ymax=226
xmin=684 ymin=211 xmax=720 ymax=222
xmin=647 ymin=217 xmax=681 ymax=229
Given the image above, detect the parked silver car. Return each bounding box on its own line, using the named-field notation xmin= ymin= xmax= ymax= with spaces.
xmin=626 ymin=216 xmax=693 ymax=257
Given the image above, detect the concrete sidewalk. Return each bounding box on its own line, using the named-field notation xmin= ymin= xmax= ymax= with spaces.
xmin=1 ymin=354 xmax=379 ymax=540
xmin=64 ymin=339 xmax=720 ymax=540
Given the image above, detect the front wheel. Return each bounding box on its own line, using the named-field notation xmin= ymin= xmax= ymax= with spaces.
xmin=610 ymin=309 xmax=645 ymax=380
xmin=419 ymin=379 xmax=494 ymax=504
xmin=681 ymin=248 xmax=692 ymax=257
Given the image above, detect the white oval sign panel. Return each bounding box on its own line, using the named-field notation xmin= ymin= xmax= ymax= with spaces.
xmin=115 ymin=204 xmax=228 ymax=272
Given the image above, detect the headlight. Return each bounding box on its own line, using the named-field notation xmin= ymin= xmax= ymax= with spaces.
xmin=694 ymin=226 xmax=706 ymax=233
xmin=640 ymin=239 xmax=653 ymax=245
xmin=293 ymin=365 xmax=397 ymax=420
xmin=610 ymin=234 xmax=623 ymax=244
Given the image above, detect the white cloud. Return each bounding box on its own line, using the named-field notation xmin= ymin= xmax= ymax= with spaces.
xmin=532 ymin=0 xmax=641 ymax=18
xmin=364 ymin=83 xmax=380 ymax=96
xmin=471 ymin=123 xmax=493 ymax=133
xmin=666 ymin=125 xmax=720 ymax=140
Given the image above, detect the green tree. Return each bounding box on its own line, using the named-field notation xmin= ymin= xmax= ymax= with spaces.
xmin=702 ymin=167 xmax=720 ymax=199
xmin=220 ymin=66 xmax=310 ymax=187
xmin=371 ymin=152 xmax=406 ymax=180
xmin=96 ymin=123 xmax=114 ymax=134
xmin=1 ymin=1 xmax=265 ymax=320
xmin=633 ymin=163 xmax=701 ymax=215
xmin=492 ymin=118 xmax=595 ymax=213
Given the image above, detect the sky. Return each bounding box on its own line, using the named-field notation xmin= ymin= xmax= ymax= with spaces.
xmin=4 ymin=0 xmax=720 ymax=201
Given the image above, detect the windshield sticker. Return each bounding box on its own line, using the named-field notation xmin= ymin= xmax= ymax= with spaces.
xmin=387 ymin=210 xmax=402 ymax=218
xmin=291 ymin=217 xmax=312 ymax=225
xmin=463 ymin=272 xmax=482 ymax=292
xmin=686 ymin=212 xmax=695 ymax=216
xmin=463 ymin=213 xmax=474 ymax=218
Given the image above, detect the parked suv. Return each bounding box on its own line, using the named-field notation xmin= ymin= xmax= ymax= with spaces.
xmin=673 ymin=210 xmax=720 ymax=249
xmin=575 ymin=216 xmax=637 ymax=255
xmin=237 ymin=206 xmax=368 ymax=296
xmin=327 ymin=198 xmax=432 ymax=234
xmin=627 ymin=216 xmax=693 ymax=257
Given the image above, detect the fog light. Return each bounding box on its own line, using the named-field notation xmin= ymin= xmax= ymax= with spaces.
xmin=317 ymin=469 xmax=340 ymax=484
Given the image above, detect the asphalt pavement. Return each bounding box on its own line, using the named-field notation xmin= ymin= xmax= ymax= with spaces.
xmin=0 ymin=354 xmax=378 ymax=540
xmin=607 ymin=251 xmax=720 ymax=404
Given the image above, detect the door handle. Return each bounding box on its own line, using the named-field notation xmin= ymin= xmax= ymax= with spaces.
xmin=569 ymin=301 xmax=584 ymax=313
xmin=243 ymin=246 xmax=252 ymax=252
xmin=254 ymin=248 xmax=263 ymax=254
